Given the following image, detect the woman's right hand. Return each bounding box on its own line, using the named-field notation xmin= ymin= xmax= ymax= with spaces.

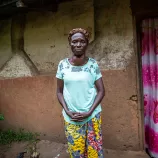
xmin=66 ymin=110 xmax=89 ymax=122
xmin=66 ymin=111 xmax=83 ymax=122
xmin=66 ymin=111 xmax=77 ymax=119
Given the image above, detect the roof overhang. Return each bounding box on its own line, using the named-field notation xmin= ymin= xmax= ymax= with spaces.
xmin=0 ymin=0 xmax=72 ymax=19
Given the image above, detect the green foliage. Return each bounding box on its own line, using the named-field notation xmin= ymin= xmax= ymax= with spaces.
xmin=0 ymin=114 xmax=4 ymax=120
xmin=0 ymin=129 xmax=39 ymax=145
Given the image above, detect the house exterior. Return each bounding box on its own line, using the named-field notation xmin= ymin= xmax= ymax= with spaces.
xmin=1 ymin=0 xmax=157 ymax=152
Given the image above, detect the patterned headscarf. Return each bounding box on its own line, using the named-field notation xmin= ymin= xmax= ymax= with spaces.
xmin=68 ymin=28 xmax=90 ymax=43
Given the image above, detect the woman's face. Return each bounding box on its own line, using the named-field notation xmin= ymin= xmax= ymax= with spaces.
xmin=70 ymin=33 xmax=88 ymax=57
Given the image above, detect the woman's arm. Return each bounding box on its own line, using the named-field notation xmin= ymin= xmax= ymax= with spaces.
xmin=89 ymin=77 xmax=105 ymax=114
xmin=56 ymin=78 xmax=79 ymax=119
xmin=57 ymin=78 xmax=69 ymax=112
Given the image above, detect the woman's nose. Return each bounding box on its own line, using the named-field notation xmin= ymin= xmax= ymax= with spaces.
xmin=76 ymin=42 xmax=81 ymax=47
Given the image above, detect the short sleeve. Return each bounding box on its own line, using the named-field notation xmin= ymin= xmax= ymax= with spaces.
xmin=56 ymin=61 xmax=63 ymax=80
xmin=95 ymin=63 xmax=102 ymax=81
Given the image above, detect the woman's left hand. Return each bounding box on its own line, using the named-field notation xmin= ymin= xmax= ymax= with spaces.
xmin=71 ymin=111 xmax=92 ymax=122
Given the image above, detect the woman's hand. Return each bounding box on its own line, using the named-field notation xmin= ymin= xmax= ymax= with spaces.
xmin=66 ymin=111 xmax=79 ymax=119
xmin=70 ymin=111 xmax=92 ymax=122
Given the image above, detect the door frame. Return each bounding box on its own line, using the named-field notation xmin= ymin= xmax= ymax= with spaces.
xmin=133 ymin=11 xmax=158 ymax=150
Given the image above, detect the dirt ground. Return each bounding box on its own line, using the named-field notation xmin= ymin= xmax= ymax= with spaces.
xmin=0 ymin=140 xmax=149 ymax=158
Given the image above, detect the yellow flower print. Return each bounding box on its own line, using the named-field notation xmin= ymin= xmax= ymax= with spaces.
xmin=71 ymin=136 xmax=85 ymax=154
xmin=64 ymin=113 xmax=103 ymax=158
xmin=93 ymin=120 xmax=100 ymax=139
xmin=88 ymin=146 xmax=98 ymax=158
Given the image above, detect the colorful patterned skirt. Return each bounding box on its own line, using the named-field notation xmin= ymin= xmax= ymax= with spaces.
xmin=64 ymin=113 xmax=104 ymax=158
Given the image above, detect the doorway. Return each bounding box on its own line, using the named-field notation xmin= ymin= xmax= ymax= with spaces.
xmin=140 ymin=18 xmax=158 ymax=158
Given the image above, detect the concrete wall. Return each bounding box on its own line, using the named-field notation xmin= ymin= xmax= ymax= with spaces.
xmin=0 ymin=0 xmax=143 ymax=151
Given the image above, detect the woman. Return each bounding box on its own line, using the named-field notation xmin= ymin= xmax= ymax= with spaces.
xmin=56 ymin=28 xmax=105 ymax=158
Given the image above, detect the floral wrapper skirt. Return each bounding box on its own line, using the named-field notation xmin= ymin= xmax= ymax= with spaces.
xmin=64 ymin=113 xmax=104 ymax=158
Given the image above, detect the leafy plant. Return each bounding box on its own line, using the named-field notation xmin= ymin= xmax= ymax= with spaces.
xmin=0 ymin=114 xmax=4 ymax=121
xmin=0 ymin=114 xmax=40 ymax=157
xmin=0 ymin=129 xmax=39 ymax=145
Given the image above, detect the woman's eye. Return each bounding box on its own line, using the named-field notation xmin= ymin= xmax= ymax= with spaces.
xmin=72 ymin=41 xmax=77 ymax=43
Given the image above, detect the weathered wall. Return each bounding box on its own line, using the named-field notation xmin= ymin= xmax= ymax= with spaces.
xmin=0 ymin=20 xmax=12 ymax=68
xmin=89 ymin=0 xmax=134 ymax=69
xmin=24 ymin=0 xmax=94 ymax=73
xmin=0 ymin=0 xmax=94 ymax=77
xmin=0 ymin=0 xmax=134 ymax=76
xmin=0 ymin=0 xmax=142 ymax=151
xmin=0 ymin=66 xmax=139 ymax=150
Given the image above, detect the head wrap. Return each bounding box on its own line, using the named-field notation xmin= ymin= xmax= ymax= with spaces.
xmin=68 ymin=28 xmax=90 ymax=42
